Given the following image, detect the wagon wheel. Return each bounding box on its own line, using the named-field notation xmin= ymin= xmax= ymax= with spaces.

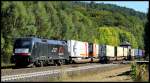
xmin=54 ymin=60 xmax=59 ymax=66
xmin=31 ymin=63 xmax=36 ymax=68
xmin=39 ymin=61 xmax=44 ymax=67
xmin=57 ymin=60 xmax=62 ymax=66
xmin=60 ymin=59 xmax=65 ymax=65
xmin=64 ymin=59 xmax=69 ymax=65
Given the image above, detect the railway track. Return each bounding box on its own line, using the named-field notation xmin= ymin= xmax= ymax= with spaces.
xmin=1 ymin=61 xmax=132 ymax=76
xmin=1 ymin=60 xmax=133 ymax=69
xmin=1 ymin=63 xmax=90 ymax=76
xmin=1 ymin=63 xmax=126 ymax=82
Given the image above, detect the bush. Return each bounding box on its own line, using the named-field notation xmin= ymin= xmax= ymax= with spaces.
xmin=130 ymin=62 xmax=149 ymax=82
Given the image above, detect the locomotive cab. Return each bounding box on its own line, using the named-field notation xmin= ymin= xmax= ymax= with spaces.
xmin=12 ymin=38 xmax=33 ymax=66
xmin=12 ymin=38 xmax=34 ymax=66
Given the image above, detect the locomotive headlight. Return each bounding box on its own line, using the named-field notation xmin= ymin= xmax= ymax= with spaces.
xmin=28 ymin=53 xmax=31 ymax=56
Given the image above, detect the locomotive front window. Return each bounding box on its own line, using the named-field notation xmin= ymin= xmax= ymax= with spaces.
xmin=14 ymin=39 xmax=32 ymax=51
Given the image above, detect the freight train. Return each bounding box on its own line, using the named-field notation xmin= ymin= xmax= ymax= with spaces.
xmin=10 ymin=37 xmax=145 ymax=67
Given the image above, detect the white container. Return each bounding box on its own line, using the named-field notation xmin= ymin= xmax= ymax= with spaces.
xmin=123 ymin=48 xmax=128 ymax=57
xmin=67 ymin=40 xmax=88 ymax=58
xmin=131 ymin=49 xmax=135 ymax=57
xmin=116 ymin=46 xmax=124 ymax=57
xmin=106 ymin=45 xmax=115 ymax=57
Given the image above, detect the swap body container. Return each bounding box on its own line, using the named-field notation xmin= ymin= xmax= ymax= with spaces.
xmin=131 ymin=49 xmax=135 ymax=57
xmin=134 ymin=49 xmax=143 ymax=58
xmin=116 ymin=46 xmax=124 ymax=57
xmin=92 ymin=43 xmax=99 ymax=58
xmin=106 ymin=45 xmax=115 ymax=57
xmin=123 ymin=48 xmax=128 ymax=57
xmin=100 ymin=45 xmax=115 ymax=58
xmin=67 ymin=40 xmax=89 ymax=58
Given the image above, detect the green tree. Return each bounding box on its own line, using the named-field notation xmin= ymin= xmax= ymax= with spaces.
xmin=34 ymin=2 xmax=51 ymax=37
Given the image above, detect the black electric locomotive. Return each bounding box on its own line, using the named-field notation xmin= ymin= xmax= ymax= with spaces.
xmin=11 ymin=37 xmax=69 ymax=67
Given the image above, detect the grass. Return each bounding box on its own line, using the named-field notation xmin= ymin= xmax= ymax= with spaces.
xmin=48 ymin=64 xmax=132 ymax=82
xmin=1 ymin=63 xmax=15 ymax=69
xmin=130 ymin=62 xmax=149 ymax=82
xmin=48 ymin=67 xmax=82 ymax=82
xmin=48 ymin=70 xmax=101 ymax=82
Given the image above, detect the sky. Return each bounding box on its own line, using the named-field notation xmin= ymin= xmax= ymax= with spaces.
xmin=85 ymin=1 xmax=149 ymax=13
